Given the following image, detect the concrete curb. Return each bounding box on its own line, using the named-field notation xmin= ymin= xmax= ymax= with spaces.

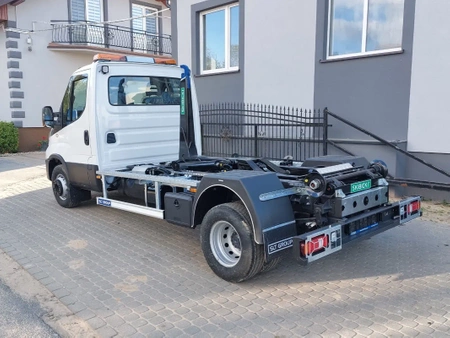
xmin=0 ymin=249 xmax=99 ymax=338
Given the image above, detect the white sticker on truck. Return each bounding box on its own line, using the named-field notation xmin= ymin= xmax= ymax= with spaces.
xmin=98 ymin=198 xmax=112 ymax=207
xmin=268 ymin=238 xmax=294 ymax=254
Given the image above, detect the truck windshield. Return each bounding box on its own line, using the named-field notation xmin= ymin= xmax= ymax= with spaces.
xmin=108 ymin=76 xmax=181 ymax=106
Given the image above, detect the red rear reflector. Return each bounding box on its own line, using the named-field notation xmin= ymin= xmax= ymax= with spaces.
xmin=300 ymin=234 xmax=329 ymax=257
xmin=408 ymin=201 xmax=420 ymax=213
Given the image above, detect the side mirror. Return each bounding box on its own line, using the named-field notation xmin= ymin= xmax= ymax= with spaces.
xmin=42 ymin=106 xmax=55 ymax=128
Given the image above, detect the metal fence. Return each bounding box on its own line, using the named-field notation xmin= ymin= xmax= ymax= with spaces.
xmin=199 ymin=103 xmax=327 ymax=161
xmin=51 ymin=21 xmax=172 ymax=56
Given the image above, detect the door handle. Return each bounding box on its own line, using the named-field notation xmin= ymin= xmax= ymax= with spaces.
xmin=84 ymin=130 xmax=89 ymax=145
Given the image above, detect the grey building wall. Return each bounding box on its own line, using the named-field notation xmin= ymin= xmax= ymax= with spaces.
xmin=313 ymin=0 xmax=417 ymax=181
xmin=404 ymin=153 xmax=450 ymax=183
xmin=314 ymin=0 xmax=416 ymax=142
xmin=189 ymin=0 xmax=244 ymax=104
xmin=173 ymin=0 xmax=244 ymax=105
xmin=327 ymin=140 xmax=408 ymax=184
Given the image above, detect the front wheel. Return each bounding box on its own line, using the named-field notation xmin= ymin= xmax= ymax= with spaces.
xmin=51 ymin=165 xmax=90 ymax=208
xmin=200 ymin=202 xmax=265 ymax=283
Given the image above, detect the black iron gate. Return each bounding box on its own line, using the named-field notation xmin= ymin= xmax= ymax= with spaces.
xmin=199 ymin=103 xmax=327 ymax=161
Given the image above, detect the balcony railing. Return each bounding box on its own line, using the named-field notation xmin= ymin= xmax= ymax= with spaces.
xmin=51 ymin=20 xmax=172 ymax=56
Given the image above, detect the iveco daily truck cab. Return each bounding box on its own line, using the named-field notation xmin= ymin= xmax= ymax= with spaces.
xmin=42 ymin=54 xmax=422 ymax=282
xmin=42 ymin=54 xmax=201 ymax=206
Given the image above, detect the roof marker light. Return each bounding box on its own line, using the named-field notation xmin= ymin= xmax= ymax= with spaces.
xmin=93 ymin=53 xmax=177 ymax=65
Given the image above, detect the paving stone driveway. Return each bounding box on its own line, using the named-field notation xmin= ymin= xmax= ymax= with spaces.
xmin=1 ymin=152 xmax=450 ymax=338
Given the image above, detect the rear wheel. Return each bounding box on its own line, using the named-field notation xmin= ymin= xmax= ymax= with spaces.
xmin=261 ymin=256 xmax=281 ymax=273
xmin=51 ymin=165 xmax=90 ymax=208
xmin=200 ymin=202 xmax=265 ymax=283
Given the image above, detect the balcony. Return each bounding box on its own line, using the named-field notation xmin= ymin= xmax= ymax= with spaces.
xmin=50 ymin=21 xmax=172 ymax=56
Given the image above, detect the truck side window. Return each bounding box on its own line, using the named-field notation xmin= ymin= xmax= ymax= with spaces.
xmin=70 ymin=77 xmax=88 ymax=122
xmin=108 ymin=76 xmax=181 ymax=106
xmin=60 ymin=80 xmax=72 ymax=127
xmin=59 ymin=75 xmax=88 ymax=128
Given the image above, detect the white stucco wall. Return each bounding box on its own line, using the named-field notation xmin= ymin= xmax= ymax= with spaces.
xmin=244 ymin=0 xmax=317 ymax=108
xmin=7 ymin=0 xmax=92 ymax=127
xmin=408 ymin=0 xmax=450 ymax=153
xmin=2 ymin=0 xmax=172 ymax=128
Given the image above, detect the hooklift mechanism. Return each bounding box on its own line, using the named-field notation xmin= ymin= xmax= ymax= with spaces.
xmin=45 ymin=57 xmax=421 ymax=283
xmin=94 ymin=64 xmax=422 ymax=282
xmin=96 ymin=127 xmax=422 ymax=282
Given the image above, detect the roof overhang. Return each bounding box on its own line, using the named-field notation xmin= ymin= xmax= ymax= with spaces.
xmin=155 ymin=0 xmax=170 ymax=9
xmin=0 ymin=0 xmax=25 ymax=6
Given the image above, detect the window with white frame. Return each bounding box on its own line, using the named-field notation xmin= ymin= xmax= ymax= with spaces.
xmin=132 ymin=4 xmax=158 ymax=35
xmin=328 ymin=0 xmax=404 ymax=59
xmin=70 ymin=0 xmax=104 ymax=44
xmin=200 ymin=3 xmax=239 ymax=74
xmin=70 ymin=0 xmax=103 ymax=22
xmin=132 ymin=3 xmax=159 ymax=52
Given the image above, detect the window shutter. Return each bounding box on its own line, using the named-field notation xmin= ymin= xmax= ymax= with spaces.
xmin=132 ymin=5 xmax=143 ymax=31
xmin=145 ymin=8 xmax=157 ymax=34
xmin=87 ymin=0 xmax=102 ymax=22
xmin=70 ymin=0 xmax=86 ymax=21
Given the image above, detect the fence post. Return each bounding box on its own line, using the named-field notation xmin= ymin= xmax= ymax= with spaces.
xmin=200 ymin=123 xmax=205 ymax=155
xmin=254 ymin=124 xmax=258 ymax=157
xmin=323 ymin=108 xmax=329 ymax=155
xmin=104 ymin=24 xmax=110 ymax=48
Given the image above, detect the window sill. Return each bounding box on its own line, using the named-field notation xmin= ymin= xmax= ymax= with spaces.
xmin=195 ymin=69 xmax=240 ymax=78
xmin=319 ymin=49 xmax=404 ymax=63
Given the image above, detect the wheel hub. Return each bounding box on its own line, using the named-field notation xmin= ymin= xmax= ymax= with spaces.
xmin=53 ymin=174 xmax=68 ymax=201
xmin=210 ymin=221 xmax=241 ymax=268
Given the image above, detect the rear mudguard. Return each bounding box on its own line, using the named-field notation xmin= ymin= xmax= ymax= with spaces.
xmin=193 ymin=170 xmax=296 ymax=257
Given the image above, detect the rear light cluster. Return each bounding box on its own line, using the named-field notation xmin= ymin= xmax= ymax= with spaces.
xmin=300 ymin=234 xmax=329 ymax=258
xmin=294 ymin=224 xmax=342 ymax=264
xmin=408 ymin=200 xmax=421 ymax=214
xmin=399 ymin=197 xmax=422 ymax=224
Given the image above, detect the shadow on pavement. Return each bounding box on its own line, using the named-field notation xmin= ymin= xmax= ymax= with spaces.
xmin=1 ymin=182 xmax=449 ymax=336
xmin=1 ymin=184 xmax=449 ymax=287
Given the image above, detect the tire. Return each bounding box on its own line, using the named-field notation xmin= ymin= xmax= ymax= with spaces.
xmin=200 ymin=201 xmax=265 ymax=283
xmin=51 ymin=165 xmax=88 ymax=208
xmin=261 ymin=256 xmax=282 ymax=273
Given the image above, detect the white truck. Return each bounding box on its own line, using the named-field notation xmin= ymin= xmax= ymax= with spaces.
xmin=43 ymin=54 xmax=422 ymax=282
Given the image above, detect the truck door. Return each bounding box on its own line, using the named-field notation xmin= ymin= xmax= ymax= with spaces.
xmin=51 ymin=74 xmax=93 ymax=189
xmin=94 ymin=63 xmax=183 ymax=171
